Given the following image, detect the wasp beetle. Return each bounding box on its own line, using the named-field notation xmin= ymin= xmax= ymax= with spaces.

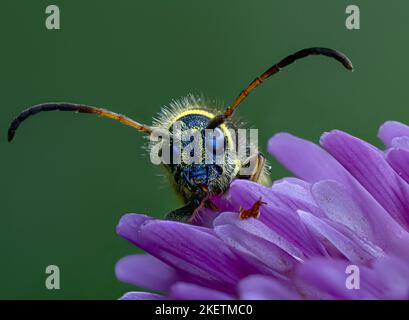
xmin=8 ymin=47 xmax=353 ymax=222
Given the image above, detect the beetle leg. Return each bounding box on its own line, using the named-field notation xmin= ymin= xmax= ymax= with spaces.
xmin=165 ymin=201 xmax=196 ymax=222
xmin=165 ymin=194 xmax=215 ymax=223
xmin=238 ymin=153 xmax=266 ymax=182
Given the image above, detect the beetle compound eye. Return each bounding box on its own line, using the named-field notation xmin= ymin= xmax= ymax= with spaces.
xmin=171 ymin=139 xmax=183 ymax=164
xmin=172 ymin=143 xmax=181 ymax=157
xmin=206 ymin=127 xmax=225 ymax=153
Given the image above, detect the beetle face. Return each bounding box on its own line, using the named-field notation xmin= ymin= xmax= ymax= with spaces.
xmin=165 ymin=111 xmax=235 ymax=195
xmin=174 ymin=163 xmax=224 ymax=188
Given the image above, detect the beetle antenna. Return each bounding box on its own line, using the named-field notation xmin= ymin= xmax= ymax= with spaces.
xmin=207 ymin=47 xmax=353 ymax=129
xmin=7 ymin=103 xmax=153 ymax=142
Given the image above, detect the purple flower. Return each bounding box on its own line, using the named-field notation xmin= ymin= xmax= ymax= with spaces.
xmin=115 ymin=121 xmax=409 ymax=300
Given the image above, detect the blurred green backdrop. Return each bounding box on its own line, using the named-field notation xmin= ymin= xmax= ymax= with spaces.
xmin=0 ymin=0 xmax=408 ymax=299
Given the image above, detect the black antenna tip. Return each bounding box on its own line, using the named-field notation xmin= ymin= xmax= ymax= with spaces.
xmin=8 ymin=131 xmax=15 ymax=142
xmin=7 ymin=124 xmax=16 ymax=142
xmin=338 ymin=51 xmax=354 ymax=71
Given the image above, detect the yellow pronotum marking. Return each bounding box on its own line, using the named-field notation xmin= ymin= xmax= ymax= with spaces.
xmin=172 ymin=109 xmax=233 ymax=146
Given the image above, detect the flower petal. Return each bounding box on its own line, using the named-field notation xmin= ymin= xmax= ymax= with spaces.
xmin=297 ymin=258 xmax=374 ymax=299
xmin=311 ymin=180 xmax=376 ymax=243
xmin=321 ymin=130 xmax=409 ymax=228
xmin=238 ymin=275 xmax=300 ymax=300
xmin=214 ymin=211 xmax=305 ymax=261
xmin=272 ymin=178 xmax=315 ymax=206
xmin=269 ymin=132 xmax=409 ymax=257
xmin=214 ymin=220 xmax=298 ymax=276
xmin=390 ymin=136 xmax=409 ymax=150
xmin=378 ymin=121 xmax=409 ymax=147
xmin=298 ymin=210 xmax=383 ymax=264
xmin=169 ymin=282 xmax=233 ymax=300
xmin=117 ymin=213 xmax=268 ymax=294
xmin=115 ymin=254 xmax=180 ymax=292
xmin=270 ymin=178 xmax=326 ymax=218
xmin=370 ymin=256 xmax=409 ymax=299
xmin=268 ymin=132 xmax=342 ymax=182
xmin=299 ymin=255 xmax=409 ymax=300
xmin=386 ymin=148 xmax=409 ymax=183
xmin=119 ymin=291 xmax=164 ymax=300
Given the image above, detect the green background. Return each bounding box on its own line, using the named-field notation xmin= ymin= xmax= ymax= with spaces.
xmin=0 ymin=0 xmax=407 ymax=299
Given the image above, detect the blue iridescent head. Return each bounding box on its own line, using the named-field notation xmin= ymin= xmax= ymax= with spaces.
xmin=163 ymin=108 xmax=239 ymax=199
